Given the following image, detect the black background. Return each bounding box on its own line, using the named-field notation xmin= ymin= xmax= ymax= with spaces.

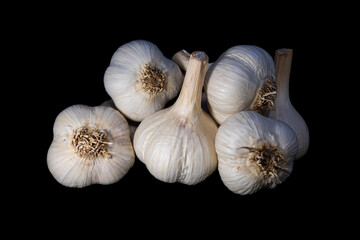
xmin=9 ymin=3 xmax=350 ymax=236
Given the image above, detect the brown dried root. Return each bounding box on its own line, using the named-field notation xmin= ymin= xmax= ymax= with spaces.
xmin=72 ymin=127 xmax=112 ymax=160
xmin=252 ymin=78 xmax=277 ymax=115
xmin=140 ymin=64 xmax=165 ymax=94
xmin=243 ymin=144 xmax=289 ymax=184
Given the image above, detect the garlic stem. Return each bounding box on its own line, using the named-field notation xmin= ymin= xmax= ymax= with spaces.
xmin=172 ymin=50 xmax=212 ymax=72
xmin=271 ymin=48 xmax=309 ymax=159
xmin=274 ymin=49 xmax=292 ymax=102
xmin=172 ymin=50 xmax=191 ymax=71
xmin=173 ymin=51 xmax=208 ymax=119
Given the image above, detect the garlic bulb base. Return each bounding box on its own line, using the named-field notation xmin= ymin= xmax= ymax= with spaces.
xmin=140 ymin=64 xmax=166 ymax=94
xmin=251 ymin=78 xmax=277 ymax=115
xmin=245 ymin=143 xmax=288 ymax=187
xmin=72 ymin=126 xmax=112 ymax=161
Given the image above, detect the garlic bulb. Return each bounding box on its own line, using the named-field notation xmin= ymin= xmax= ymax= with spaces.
xmin=204 ymin=45 xmax=276 ymax=124
xmin=104 ymin=40 xmax=184 ymax=122
xmin=47 ymin=104 xmax=135 ymax=188
xmin=268 ymin=49 xmax=309 ymax=159
xmin=134 ymin=51 xmax=218 ymax=185
xmin=216 ymin=111 xmax=298 ymax=195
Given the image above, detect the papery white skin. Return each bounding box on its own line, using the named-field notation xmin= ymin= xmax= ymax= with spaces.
xmin=101 ymin=99 xmax=138 ymax=142
xmin=216 ymin=111 xmax=298 ymax=195
xmin=134 ymin=108 xmax=218 ymax=185
xmin=47 ymin=105 xmax=135 ymax=188
xmin=104 ymin=40 xmax=183 ymax=122
xmin=204 ymin=45 xmax=275 ymax=124
xmin=134 ymin=51 xmax=218 ymax=185
xmin=269 ymin=102 xmax=309 ymax=160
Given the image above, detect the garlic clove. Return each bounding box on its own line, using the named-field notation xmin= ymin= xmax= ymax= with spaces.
xmin=268 ymin=49 xmax=309 ymax=159
xmin=104 ymin=40 xmax=184 ymax=122
xmin=47 ymin=104 xmax=135 ymax=188
xmin=216 ymin=111 xmax=298 ymax=195
xmin=134 ymin=51 xmax=218 ymax=185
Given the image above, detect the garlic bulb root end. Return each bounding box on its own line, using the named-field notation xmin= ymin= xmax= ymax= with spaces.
xmin=252 ymin=78 xmax=277 ymax=115
xmin=140 ymin=64 xmax=166 ymax=95
xmin=244 ymin=143 xmax=288 ymax=186
xmin=72 ymin=126 xmax=112 ymax=161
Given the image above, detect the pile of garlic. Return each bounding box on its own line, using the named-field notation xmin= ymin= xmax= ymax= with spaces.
xmin=47 ymin=40 xmax=309 ymax=195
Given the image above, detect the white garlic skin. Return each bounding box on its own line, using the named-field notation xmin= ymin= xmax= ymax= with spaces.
xmin=101 ymin=99 xmax=138 ymax=142
xmin=134 ymin=108 xmax=218 ymax=185
xmin=268 ymin=101 xmax=309 ymax=160
xmin=104 ymin=40 xmax=183 ymax=122
xmin=216 ymin=111 xmax=298 ymax=195
xmin=204 ymin=45 xmax=275 ymax=124
xmin=47 ymin=105 xmax=135 ymax=188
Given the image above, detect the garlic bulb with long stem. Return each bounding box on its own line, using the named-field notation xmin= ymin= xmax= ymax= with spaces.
xmin=204 ymin=45 xmax=276 ymax=124
xmin=215 ymin=111 xmax=298 ymax=195
xmin=268 ymin=49 xmax=309 ymax=159
xmin=133 ymin=51 xmax=218 ymax=185
xmin=47 ymin=104 xmax=135 ymax=188
xmin=104 ymin=40 xmax=184 ymax=122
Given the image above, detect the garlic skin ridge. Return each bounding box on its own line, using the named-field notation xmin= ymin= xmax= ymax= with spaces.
xmin=215 ymin=111 xmax=298 ymax=195
xmin=134 ymin=51 xmax=218 ymax=185
xmin=204 ymin=45 xmax=276 ymax=124
xmin=104 ymin=40 xmax=184 ymax=122
xmin=47 ymin=105 xmax=135 ymax=188
xmin=268 ymin=49 xmax=309 ymax=159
